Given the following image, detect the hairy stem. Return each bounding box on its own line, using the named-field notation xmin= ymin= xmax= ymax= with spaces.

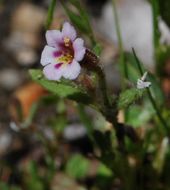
xmin=95 ymin=66 xmax=110 ymax=108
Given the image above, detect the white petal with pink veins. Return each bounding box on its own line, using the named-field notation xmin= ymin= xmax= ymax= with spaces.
xmin=40 ymin=45 xmax=57 ymax=66
xmin=46 ymin=30 xmax=63 ymax=48
xmin=43 ymin=63 xmax=65 ymax=81
xmin=73 ymin=38 xmax=86 ymax=61
xmin=62 ymin=22 xmax=77 ymax=41
xmin=62 ymin=60 xmax=81 ymax=80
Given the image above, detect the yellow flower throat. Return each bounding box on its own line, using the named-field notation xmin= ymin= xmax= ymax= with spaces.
xmin=57 ymin=37 xmax=73 ymax=64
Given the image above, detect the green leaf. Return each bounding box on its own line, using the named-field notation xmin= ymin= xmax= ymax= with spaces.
xmin=25 ymin=161 xmax=44 ymax=190
xmin=21 ymin=102 xmax=39 ymax=128
xmin=126 ymin=103 xmax=155 ymax=127
xmin=65 ymin=10 xmax=90 ymax=34
xmin=97 ymin=163 xmax=112 ymax=177
xmin=60 ymin=1 xmax=89 ymax=34
xmin=45 ymin=0 xmax=57 ymax=29
xmin=29 ymin=69 xmax=92 ymax=104
xmin=118 ymin=88 xmax=145 ymax=109
xmin=68 ymin=0 xmax=93 ymax=33
xmin=65 ymin=154 xmax=90 ymax=179
xmin=147 ymin=72 xmax=164 ymax=105
xmin=125 ymin=52 xmax=141 ymax=83
xmin=28 ymin=161 xmax=39 ymax=180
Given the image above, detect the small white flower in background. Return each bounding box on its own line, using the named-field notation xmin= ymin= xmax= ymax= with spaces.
xmin=137 ymin=72 xmax=151 ymax=89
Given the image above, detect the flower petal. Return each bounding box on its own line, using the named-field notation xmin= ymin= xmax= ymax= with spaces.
xmin=62 ymin=59 xmax=81 ymax=80
xmin=43 ymin=63 xmax=65 ymax=81
xmin=46 ymin=30 xmax=63 ymax=48
xmin=137 ymin=79 xmax=151 ymax=89
xmin=40 ymin=45 xmax=57 ymax=66
xmin=73 ymin=38 xmax=86 ymax=61
xmin=62 ymin=22 xmax=77 ymax=41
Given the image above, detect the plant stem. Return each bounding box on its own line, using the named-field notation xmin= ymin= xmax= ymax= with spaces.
xmin=112 ymin=0 xmax=123 ymax=54
xmin=95 ymin=66 xmax=110 ymax=108
xmin=112 ymin=0 xmax=127 ymax=89
xmin=46 ymin=0 xmax=57 ymax=29
xmin=151 ymin=0 xmax=160 ymax=74
xmin=152 ymin=0 xmax=160 ymax=52
xmin=132 ymin=48 xmax=169 ymax=134
xmin=22 ymin=102 xmax=39 ymax=128
xmin=95 ymin=66 xmax=126 ymax=146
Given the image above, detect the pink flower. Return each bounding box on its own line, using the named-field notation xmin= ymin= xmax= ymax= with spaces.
xmin=40 ymin=22 xmax=86 ymax=81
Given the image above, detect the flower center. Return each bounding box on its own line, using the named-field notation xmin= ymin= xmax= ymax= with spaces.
xmin=57 ymin=53 xmax=73 ymax=64
xmin=58 ymin=37 xmax=74 ymax=64
xmin=54 ymin=37 xmax=74 ymax=69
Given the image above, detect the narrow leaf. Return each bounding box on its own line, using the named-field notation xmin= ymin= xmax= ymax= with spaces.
xmin=46 ymin=0 xmax=57 ymax=29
